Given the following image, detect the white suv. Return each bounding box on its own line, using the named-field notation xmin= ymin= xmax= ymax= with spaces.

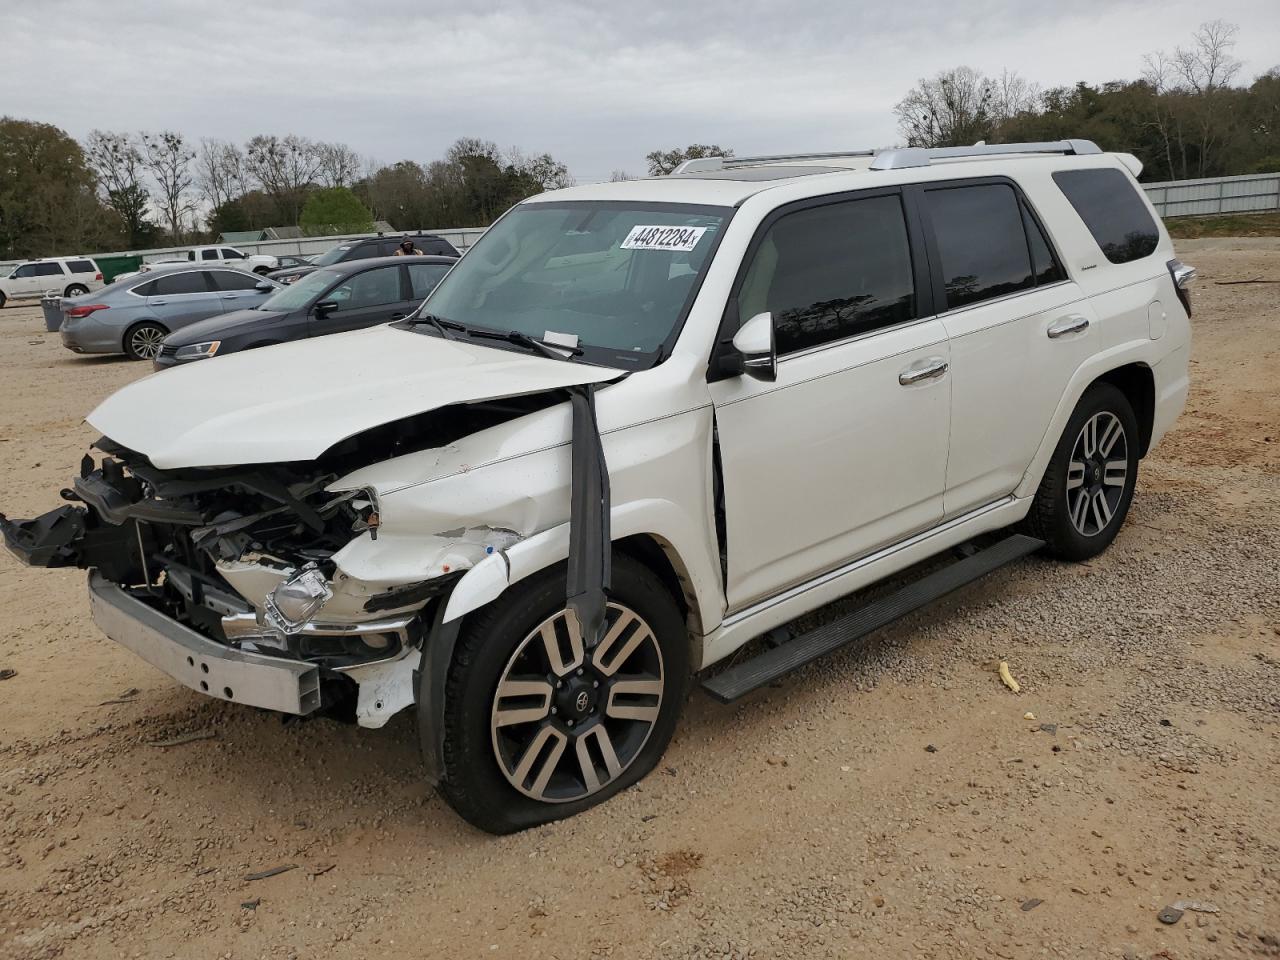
xmin=0 ymin=256 xmax=104 ymax=307
xmin=1 ymin=140 xmax=1192 ymax=833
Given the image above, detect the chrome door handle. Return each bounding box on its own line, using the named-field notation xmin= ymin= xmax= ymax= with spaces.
xmin=151 ymin=299 xmax=167 ymax=305
xmin=898 ymin=358 xmax=949 ymax=385
xmin=1048 ymin=315 xmax=1090 ymax=339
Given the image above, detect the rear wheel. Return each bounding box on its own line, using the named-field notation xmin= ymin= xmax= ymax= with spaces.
xmin=435 ymin=555 xmax=688 ymax=834
xmin=123 ymin=321 xmax=168 ymax=361
xmin=1021 ymin=382 xmax=1139 ymax=561
xmin=64 ymin=284 xmax=89 ymax=297
xmin=0 ymin=291 xmax=6 ymax=309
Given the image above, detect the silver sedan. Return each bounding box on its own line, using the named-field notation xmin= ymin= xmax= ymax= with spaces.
xmin=59 ymin=267 xmax=281 ymax=360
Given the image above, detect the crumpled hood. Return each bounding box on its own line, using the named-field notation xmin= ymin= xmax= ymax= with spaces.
xmin=88 ymin=324 xmax=622 ymax=469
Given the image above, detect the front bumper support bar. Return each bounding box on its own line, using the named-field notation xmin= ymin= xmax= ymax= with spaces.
xmin=88 ymin=570 xmax=321 ymax=715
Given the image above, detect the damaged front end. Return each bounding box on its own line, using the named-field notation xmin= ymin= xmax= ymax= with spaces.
xmin=1 ymin=435 xmax=515 ymax=728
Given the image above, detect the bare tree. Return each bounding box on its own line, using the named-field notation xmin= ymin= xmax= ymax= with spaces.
xmin=1173 ymin=20 xmax=1242 ymax=94
xmin=195 ymin=138 xmax=248 ymax=214
xmin=245 ymin=134 xmax=322 ymax=224
xmin=315 ymin=141 xmax=362 ymax=188
xmin=141 ymin=131 xmax=196 ymax=241
xmin=1143 ymin=21 xmax=1242 ymax=178
xmin=83 ymin=130 xmax=152 ymax=245
xmin=990 ymin=69 xmax=1041 ymax=124
xmin=609 ymin=170 xmax=635 ymax=182
xmin=894 ymin=66 xmax=995 ymax=147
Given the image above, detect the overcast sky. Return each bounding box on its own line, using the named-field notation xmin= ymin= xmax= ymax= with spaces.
xmin=4 ymin=0 xmax=1279 ymax=182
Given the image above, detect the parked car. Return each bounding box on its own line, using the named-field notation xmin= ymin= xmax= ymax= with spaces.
xmin=273 ymin=254 xmax=314 ymax=270
xmin=59 ymin=267 xmax=281 ymax=360
xmin=0 ymin=257 xmax=104 ymax=307
xmin=267 ymin=234 xmax=460 ymax=283
xmin=115 ymin=247 xmax=279 ymax=283
xmin=154 ymin=256 xmax=455 ymax=367
xmin=2 ymin=140 xmax=1191 ymax=834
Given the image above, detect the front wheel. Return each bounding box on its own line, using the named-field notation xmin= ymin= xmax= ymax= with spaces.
xmin=1021 ymin=382 xmax=1139 ymax=561
xmin=253 ymin=266 xmax=271 ymax=275
xmin=123 ymin=321 xmax=168 ymax=361
xmin=434 ymin=555 xmax=688 ymax=834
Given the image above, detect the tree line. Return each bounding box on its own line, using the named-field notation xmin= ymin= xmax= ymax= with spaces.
xmin=0 ymin=126 xmax=573 ymax=260
xmin=895 ymin=20 xmax=1279 ymax=181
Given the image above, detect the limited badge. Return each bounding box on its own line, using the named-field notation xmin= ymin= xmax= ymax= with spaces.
xmin=620 ymin=225 xmax=708 ymax=252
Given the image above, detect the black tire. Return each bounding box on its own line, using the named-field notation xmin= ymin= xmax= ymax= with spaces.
xmin=0 ymin=291 xmax=6 ymax=309
xmin=64 ymin=284 xmax=89 ymax=297
xmin=1020 ymin=382 xmax=1139 ymax=561
xmin=253 ymin=266 xmax=271 ymax=275
xmin=434 ymin=554 xmax=689 ymax=834
xmin=123 ymin=321 xmax=168 ymax=361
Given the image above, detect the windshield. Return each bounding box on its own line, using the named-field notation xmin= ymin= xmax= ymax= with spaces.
xmin=312 ymin=243 xmax=353 ymax=267
xmin=420 ymin=201 xmax=730 ymax=364
xmin=257 ymin=268 xmax=340 ymax=312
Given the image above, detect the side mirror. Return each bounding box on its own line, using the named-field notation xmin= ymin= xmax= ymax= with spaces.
xmin=731 ymin=311 xmax=777 ymax=383
xmin=255 ymin=280 xmax=274 ymax=292
xmin=314 ymin=299 xmax=339 ymax=318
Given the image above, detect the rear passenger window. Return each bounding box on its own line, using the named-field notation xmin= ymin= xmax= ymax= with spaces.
xmin=738 ymin=194 xmax=916 ymax=355
xmin=1052 ymin=168 xmax=1159 ymax=264
xmin=200 ymin=249 xmax=219 ymax=261
xmin=150 ymin=272 xmax=210 ymax=296
xmin=1022 ymin=205 xmax=1065 ymax=286
xmin=34 ymin=262 xmax=64 ymax=277
xmin=209 ymin=270 xmax=262 ymax=291
xmin=926 ymin=184 xmax=1034 ymax=309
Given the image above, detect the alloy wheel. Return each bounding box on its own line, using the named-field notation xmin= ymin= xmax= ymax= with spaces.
xmin=130 ymin=326 xmax=166 ymax=359
xmin=1066 ymin=411 xmax=1128 ymax=536
xmin=490 ymin=603 xmax=665 ymax=803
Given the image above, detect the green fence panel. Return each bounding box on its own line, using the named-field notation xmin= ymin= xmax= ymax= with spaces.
xmin=96 ymin=255 xmax=143 ymax=284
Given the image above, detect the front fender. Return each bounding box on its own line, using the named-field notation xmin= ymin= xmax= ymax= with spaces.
xmin=443 ymin=498 xmax=726 ymax=641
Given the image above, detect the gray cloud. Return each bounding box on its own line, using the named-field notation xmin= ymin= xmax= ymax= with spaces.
xmin=4 ymin=0 xmax=1279 ymax=181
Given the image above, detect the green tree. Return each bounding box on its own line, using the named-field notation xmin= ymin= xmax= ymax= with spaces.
xmin=299 ymin=186 xmax=374 ymax=235
xmin=0 ymin=117 xmax=118 ymax=259
xmin=645 ymin=144 xmax=733 ymax=176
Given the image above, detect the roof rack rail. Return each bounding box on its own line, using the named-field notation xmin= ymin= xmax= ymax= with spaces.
xmin=671 ymin=150 xmax=876 ymax=175
xmin=668 ymin=140 xmax=1102 ymax=176
xmin=869 ymin=139 xmax=1101 ymax=170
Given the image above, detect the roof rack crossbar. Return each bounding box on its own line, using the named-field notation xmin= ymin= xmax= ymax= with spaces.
xmin=870 ymin=139 xmax=1101 ymax=170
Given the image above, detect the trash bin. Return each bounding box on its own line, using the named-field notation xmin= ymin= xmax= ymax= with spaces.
xmin=41 ymin=294 xmax=64 ymax=332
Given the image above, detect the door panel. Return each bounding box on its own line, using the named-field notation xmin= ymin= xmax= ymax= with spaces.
xmin=916 ymin=178 xmax=1097 ymax=518
xmin=940 ymin=287 xmax=1096 ymax=516
xmin=711 ymin=322 xmax=951 ymax=608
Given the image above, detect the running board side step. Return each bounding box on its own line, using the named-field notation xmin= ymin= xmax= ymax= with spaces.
xmin=700 ymin=534 xmax=1044 ymax=703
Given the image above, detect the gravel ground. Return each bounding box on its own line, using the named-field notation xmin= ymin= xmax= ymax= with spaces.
xmin=1 ymin=242 xmax=1278 ymax=960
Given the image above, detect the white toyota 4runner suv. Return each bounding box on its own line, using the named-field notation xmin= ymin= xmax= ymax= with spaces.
xmin=1 ymin=140 xmax=1192 ymax=833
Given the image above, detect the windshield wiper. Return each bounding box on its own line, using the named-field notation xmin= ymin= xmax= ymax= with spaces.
xmin=408 ymin=312 xmax=581 ymax=361
xmin=407 ymin=311 xmax=467 ymax=340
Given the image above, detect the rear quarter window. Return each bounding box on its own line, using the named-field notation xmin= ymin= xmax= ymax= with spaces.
xmin=67 ymin=259 xmax=96 ymax=274
xmin=1052 ymin=168 xmax=1159 ymax=265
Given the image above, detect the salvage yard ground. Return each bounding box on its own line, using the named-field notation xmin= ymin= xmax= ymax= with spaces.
xmin=1 ymin=240 xmax=1278 ymax=960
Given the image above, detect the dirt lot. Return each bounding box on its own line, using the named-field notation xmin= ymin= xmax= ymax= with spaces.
xmin=1 ymin=242 xmax=1278 ymax=960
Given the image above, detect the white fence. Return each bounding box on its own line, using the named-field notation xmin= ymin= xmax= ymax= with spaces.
xmin=1143 ymin=173 xmax=1280 ymax=218
xmin=0 ymin=226 xmax=488 ymax=277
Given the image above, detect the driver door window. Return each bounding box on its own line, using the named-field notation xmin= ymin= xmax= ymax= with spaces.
xmin=314 ymin=266 xmax=410 ymax=335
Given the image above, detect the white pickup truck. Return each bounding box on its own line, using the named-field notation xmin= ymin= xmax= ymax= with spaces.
xmin=123 ymin=246 xmax=278 ymax=281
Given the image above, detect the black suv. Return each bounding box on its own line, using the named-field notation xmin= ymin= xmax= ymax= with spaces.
xmin=266 ymin=234 xmax=460 ymax=284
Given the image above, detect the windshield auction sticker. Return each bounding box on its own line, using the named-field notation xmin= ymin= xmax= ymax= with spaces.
xmin=621 ymin=225 xmax=708 ymax=252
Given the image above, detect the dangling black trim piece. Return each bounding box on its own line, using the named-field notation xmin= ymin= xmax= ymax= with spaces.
xmin=565 ymin=383 xmax=611 ymax=648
